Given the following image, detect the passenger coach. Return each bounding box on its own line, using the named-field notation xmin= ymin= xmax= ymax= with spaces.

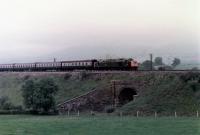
xmin=0 ymin=58 xmax=139 ymax=71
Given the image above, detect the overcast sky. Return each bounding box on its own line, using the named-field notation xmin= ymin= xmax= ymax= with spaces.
xmin=0 ymin=0 xmax=199 ymax=64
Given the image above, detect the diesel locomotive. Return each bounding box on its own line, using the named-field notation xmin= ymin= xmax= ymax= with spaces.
xmin=0 ymin=58 xmax=139 ymax=71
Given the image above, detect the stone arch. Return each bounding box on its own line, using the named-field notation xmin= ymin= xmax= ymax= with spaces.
xmin=118 ymin=87 xmax=137 ymax=105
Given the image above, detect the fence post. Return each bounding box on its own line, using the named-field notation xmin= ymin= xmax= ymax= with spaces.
xmin=120 ymin=112 xmax=123 ymax=117
xmin=67 ymin=110 xmax=70 ymax=116
xmin=175 ymin=111 xmax=177 ymax=118
xmin=90 ymin=111 xmax=93 ymax=116
xmin=155 ymin=112 xmax=157 ymax=118
xmin=197 ymin=111 xmax=199 ymax=118
xmin=137 ymin=111 xmax=139 ymax=118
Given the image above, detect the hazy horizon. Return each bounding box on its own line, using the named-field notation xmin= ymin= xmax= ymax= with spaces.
xmin=0 ymin=0 xmax=199 ymax=64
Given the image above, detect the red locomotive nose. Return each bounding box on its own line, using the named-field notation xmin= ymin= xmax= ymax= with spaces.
xmin=128 ymin=60 xmax=139 ymax=70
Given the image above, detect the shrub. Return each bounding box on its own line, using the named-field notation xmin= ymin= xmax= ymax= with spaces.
xmin=105 ymin=106 xmax=115 ymax=113
xmin=22 ymin=78 xmax=59 ymax=114
xmin=64 ymin=73 xmax=72 ymax=80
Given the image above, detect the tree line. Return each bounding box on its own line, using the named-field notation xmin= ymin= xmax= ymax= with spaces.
xmin=139 ymin=57 xmax=181 ymax=70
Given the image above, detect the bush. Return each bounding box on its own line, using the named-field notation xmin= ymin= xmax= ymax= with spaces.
xmin=105 ymin=106 xmax=115 ymax=113
xmin=79 ymin=71 xmax=90 ymax=80
xmin=23 ymin=75 xmax=30 ymax=80
xmin=64 ymin=73 xmax=72 ymax=80
xmin=0 ymin=96 xmax=14 ymax=110
xmin=22 ymin=78 xmax=59 ymax=114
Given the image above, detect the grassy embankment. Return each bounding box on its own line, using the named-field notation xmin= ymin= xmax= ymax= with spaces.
xmin=0 ymin=72 xmax=127 ymax=106
xmin=119 ymin=72 xmax=200 ymax=115
xmin=0 ymin=72 xmax=199 ymax=115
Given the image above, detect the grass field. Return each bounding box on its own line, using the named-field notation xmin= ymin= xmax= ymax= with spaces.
xmin=0 ymin=115 xmax=199 ymax=135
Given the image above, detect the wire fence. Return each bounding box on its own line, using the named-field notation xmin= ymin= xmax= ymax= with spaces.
xmin=60 ymin=110 xmax=200 ymax=118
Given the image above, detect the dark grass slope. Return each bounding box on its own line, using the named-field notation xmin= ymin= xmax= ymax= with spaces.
xmin=119 ymin=72 xmax=200 ymax=115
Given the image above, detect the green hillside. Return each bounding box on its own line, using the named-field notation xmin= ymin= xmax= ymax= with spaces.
xmin=118 ymin=72 xmax=200 ymax=115
xmin=0 ymin=72 xmax=121 ymax=107
xmin=0 ymin=71 xmax=199 ymax=115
